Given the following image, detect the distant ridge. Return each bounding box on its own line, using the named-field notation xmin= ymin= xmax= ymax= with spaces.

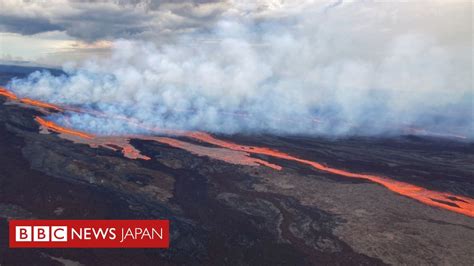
xmin=0 ymin=64 xmax=65 ymax=76
xmin=0 ymin=64 xmax=66 ymax=86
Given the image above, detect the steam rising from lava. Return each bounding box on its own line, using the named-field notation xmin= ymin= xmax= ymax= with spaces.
xmin=7 ymin=2 xmax=473 ymax=138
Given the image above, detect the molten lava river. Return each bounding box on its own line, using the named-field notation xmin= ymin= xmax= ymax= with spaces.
xmin=1 ymin=86 xmax=473 ymax=218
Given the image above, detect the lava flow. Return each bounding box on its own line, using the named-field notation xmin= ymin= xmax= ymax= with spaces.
xmin=35 ymin=116 xmax=150 ymax=160
xmin=152 ymin=137 xmax=282 ymax=170
xmin=185 ymin=132 xmax=474 ymax=217
xmin=20 ymin=98 xmax=62 ymax=112
xmin=2 ymin=86 xmax=473 ymax=217
xmin=31 ymin=111 xmax=474 ymax=217
xmin=0 ymin=86 xmax=62 ymax=112
xmin=0 ymin=87 xmax=18 ymax=100
xmin=35 ymin=116 xmax=94 ymax=139
xmin=34 ymin=116 xmax=279 ymax=168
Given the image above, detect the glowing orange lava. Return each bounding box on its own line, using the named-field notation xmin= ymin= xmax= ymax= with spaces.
xmin=120 ymin=144 xmax=151 ymax=160
xmin=35 ymin=116 xmax=94 ymax=139
xmin=35 ymin=117 xmax=151 ymax=160
xmin=20 ymin=98 xmax=62 ymax=112
xmin=0 ymin=87 xmax=18 ymax=100
xmin=0 ymin=87 xmax=61 ymax=112
xmin=186 ymin=132 xmax=474 ymax=217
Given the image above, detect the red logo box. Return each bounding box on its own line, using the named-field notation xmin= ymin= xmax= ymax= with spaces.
xmin=9 ymin=220 xmax=169 ymax=248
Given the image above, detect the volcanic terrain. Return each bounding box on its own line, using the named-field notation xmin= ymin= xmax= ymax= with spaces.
xmin=0 ymin=65 xmax=473 ymax=265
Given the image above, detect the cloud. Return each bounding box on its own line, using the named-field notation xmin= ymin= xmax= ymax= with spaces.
xmin=0 ymin=14 xmax=63 ymax=35
xmin=0 ymin=0 xmax=229 ymax=41
xmin=8 ymin=1 xmax=473 ymax=138
xmin=60 ymin=4 xmax=152 ymax=41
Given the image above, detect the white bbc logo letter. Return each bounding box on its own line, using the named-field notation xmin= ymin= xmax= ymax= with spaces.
xmin=51 ymin=226 xmax=68 ymax=242
xmin=33 ymin=226 xmax=50 ymax=241
xmin=15 ymin=226 xmax=32 ymax=242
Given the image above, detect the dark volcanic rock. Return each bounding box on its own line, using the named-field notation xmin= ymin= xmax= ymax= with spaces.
xmin=0 ymin=66 xmax=473 ymax=265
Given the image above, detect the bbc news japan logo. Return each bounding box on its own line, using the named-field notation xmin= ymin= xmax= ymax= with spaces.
xmin=16 ymin=226 xmax=67 ymax=242
xmin=9 ymin=220 xmax=169 ymax=248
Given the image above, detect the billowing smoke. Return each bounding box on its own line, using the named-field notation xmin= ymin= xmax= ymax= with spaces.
xmin=7 ymin=1 xmax=473 ymax=138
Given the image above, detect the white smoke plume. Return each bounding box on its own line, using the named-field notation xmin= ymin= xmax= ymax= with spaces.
xmin=8 ymin=1 xmax=473 ymax=138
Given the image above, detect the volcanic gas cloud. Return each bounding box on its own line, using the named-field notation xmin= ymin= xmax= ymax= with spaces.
xmin=6 ymin=1 xmax=472 ymax=139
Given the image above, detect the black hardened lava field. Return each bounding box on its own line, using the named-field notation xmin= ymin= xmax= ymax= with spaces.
xmin=0 ymin=66 xmax=473 ymax=265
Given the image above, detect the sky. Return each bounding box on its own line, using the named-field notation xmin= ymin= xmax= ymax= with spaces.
xmin=1 ymin=0 xmax=470 ymax=66
xmin=0 ymin=0 xmax=292 ymax=65
xmin=1 ymin=0 xmax=473 ymax=137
